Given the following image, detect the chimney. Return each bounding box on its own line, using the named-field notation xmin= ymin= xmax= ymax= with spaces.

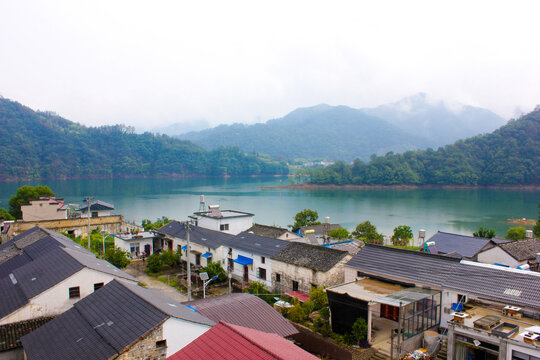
xmin=525 ymin=230 xmax=533 ymax=239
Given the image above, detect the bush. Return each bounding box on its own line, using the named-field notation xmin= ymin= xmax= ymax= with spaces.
xmin=288 ymin=304 xmax=309 ymax=323
xmin=319 ymin=306 xmax=330 ymax=320
xmin=391 ymin=225 xmax=413 ymax=246
xmin=160 ymin=249 xmax=181 ymax=267
xmin=351 ymin=317 xmax=368 ymax=343
xmin=199 ymin=261 xmax=227 ymax=282
xmin=313 ymin=316 xmax=331 ymax=337
xmin=310 ymin=286 xmax=328 ymax=310
xmin=328 ymin=227 xmax=350 ymax=239
xmin=245 ymin=281 xmax=274 ymax=304
xmin=302 ymin=300 xmax=315 ymax=315
xmin=352 ymin=221 xmax=384 ymax=244
xmin=505 ymin=226 xmax=526 ymax=240
xmin=104 ymin=247 xmax=130 ymax=268
xmin=147 ymin=254 xmax=164 ymax=273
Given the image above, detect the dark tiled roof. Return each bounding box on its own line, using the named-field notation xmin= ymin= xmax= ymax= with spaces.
xmin=246 ymin=224 xmax=291 ymax=239
xmin=184 ymin=293 xmax=297 ymax=337
xmin=78 ymin=200 xmax=114 ymax=212
xmin=0 ymin=252 xmax=32 ymax=279
xmin=346 ymin=244 xmax=540 ymax=309
xmin=157 ymin=221 xmax=234 ymax=249
xmin=167 ymin=321 xmax=317 ymax=360
xmin=62 ymin=248 xmax=135 ymax=281
xmin=300 ymin=223 xmax=341 ymax=235
xmin=499 ymin=238 xmax=540 ymax=262
xmin=271 ymin=242 xmax=348 ymax=271
xmin=0 ymin=276 xmax=28 ymax=319
xmin=227 ymin=232 xmax=289 ymax=257
xmin=21 ymin=307 xmax=117 ymax=360
xmin=427 ymin=231 xmax=509 ymax=258
xmin=0 ymin=316 xmax=54 ymax=351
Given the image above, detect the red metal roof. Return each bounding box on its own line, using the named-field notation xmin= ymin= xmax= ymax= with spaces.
xmin=166 ymin=321 xmax=317 ymax=360
xmin=285 ymin=291 xmax=310 ymax=303
xmin=184 ymin=293 xmax=297 ymax=337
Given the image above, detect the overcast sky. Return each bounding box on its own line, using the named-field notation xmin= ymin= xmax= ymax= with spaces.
xmin=1 ymin=0 xmax=539 ymax=131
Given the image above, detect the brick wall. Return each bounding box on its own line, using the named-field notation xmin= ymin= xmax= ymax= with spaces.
xmin=114 ymin=325 xmax=167 ymax=360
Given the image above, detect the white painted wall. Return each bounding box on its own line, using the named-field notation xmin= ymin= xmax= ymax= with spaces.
xmin=167 ymin=236 xmax=223 ymax=267
xmin=115 ymin=237 xmax=153 ymax=257
xmin=477 ymin=247 xmax=522 ymax=268
xmin=229 ymin=248 xmax=272 ymax=288
xmin=81 ymin=210 xmax=112 ymax=218
xmin=197 ymin=216 xmax=253 ymax=235
xmin=507 ymin=342 xmax=540 ymax=359
xmin=0 ymin=268 xmax=135 ymax=325
xmin=162 ymin=317 xmax=211 ymax=357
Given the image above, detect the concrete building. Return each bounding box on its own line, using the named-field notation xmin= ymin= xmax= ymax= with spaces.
xmin=21 ymin=280 xmax=215 ymax=360
xmin=246 ymin=223 xmax=302 ymax=241
xmin=190 ymin=205 xmax=254 ymax=235
xmin=478 ymin=237 xmax=540 ymax=270
xmin=425 ymin=231 xmax=511 ymax=261
xmin=114 ymin=231 xmax=159 ymax=258
xmin=78 ymin=200 xmax=114 ymax=218
xmin=21 ymin=197 xmax=70 ymax=222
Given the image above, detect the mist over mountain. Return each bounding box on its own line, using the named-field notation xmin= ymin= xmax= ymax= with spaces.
xmin=179 ymin=104 xmax=432 ymax=162
xmin=151 ymin=119 xmax=211 ymax=136
xmin=362 ymin=93 xmax=506 ymax=145
xmin=178 ymin=95 xmax=505 ymax=162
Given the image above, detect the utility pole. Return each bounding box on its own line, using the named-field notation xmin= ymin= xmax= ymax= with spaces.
xmin=186 ymin=221 xmax=192 ymax=301
xmin=85 ymin=196 xmax=93 ymax=250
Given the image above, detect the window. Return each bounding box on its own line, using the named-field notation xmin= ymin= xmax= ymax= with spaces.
xmin=195 ymin=253 xmax=201 ymax=266
xmin=91 ymin=211 xmax=98 ymax=218
xmin=276 ymin=273 xmax=281 ymax=282
xmin=457 ymin=294 xmax=467 ymax=304
xmin=292 ymin=280 xmax=299 ymax=291
xmin=512 ymin=350 xmax=540 ymax=360
xmin=258 ymin=268 xmax=266 ymax=280
xmin=156 ymin=340 xmax=167 ymax=348
xmin=261 ymin=256 xmax=265 ymax=264
xmin=94 ymin=282 xmax=104 ymax=291
xmin=69 ymin=286 xmax=80 ymax=299
xmin=130 ymin=243 xmax=140 ymax=256
xmin=220 ymin=224 xmax=229 ymax=231
xmin=357 ymin=271 xmax=362 ymax=278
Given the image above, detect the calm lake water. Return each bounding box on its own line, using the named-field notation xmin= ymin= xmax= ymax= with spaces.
xmin=0 ymin=177 xmax=538 ymax=241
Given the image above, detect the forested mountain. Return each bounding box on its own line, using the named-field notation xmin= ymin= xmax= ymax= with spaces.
xmin=178 ymin=96 xmax=505 ymax=162
xmin=180 ymin=104 xmax=433 ymax=162
xmin=363 ymin=93 xmax=506 ymax=145
xmin=0 ymin=98 xmax=288 ymax=181
xmin=306 ymin=107 xmax=540 ymax=186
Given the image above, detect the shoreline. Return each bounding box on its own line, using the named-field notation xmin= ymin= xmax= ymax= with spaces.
xmin=0 ymin=174 xmax=289 ymax=183
xmin=260 ymin=183 xmax=540 ymax=191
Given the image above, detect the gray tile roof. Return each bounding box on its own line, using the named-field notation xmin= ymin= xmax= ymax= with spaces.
xmin=0 ymin=316 xmax=55 ymax=352
xmin=246 ymin=224 xmax=291 ymax=239
xmin=61 ymin=247 xmax=136 ymax=282
xmin=184 ymin=293 xmax=297 ymax=337
xmin=499 ymin=238 xmax=540 ymax=262
xmin=78 ymin=200 xmax=114 ymax=212
xmin=21 ymin=280 xmax=213 ymax=360
xmin=427 ymin=231 xmax=510 ymax=258
xmin=227 ymin=232 xmax=289 ymax=257
xmin=0 ymin=276 xmax=28 ymax=319
xmin=346 ymin=244 xmax=540 ymax=309
xmin=271 ymin=242 xmax=349 ymax=272
xmin=157 ymin=221 xmax=234 ymax=249
xmin=0 ymin=252 xmax=32 ymax=279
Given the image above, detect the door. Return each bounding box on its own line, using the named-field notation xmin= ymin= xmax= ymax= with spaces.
xmin=243 ymin=265 xmax=249 ymax=282
xmin=144 ymin=244 xmax=151 ymax=256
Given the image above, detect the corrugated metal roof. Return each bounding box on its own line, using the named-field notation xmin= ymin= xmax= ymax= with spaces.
xmin=158 ymin=221 xmax=234 ymax=249
xmin=228 ymin=232 xmax=289 ymax=257
xmin=184 ymin=293 xmax=297 ymax=337
xmin=271 ymin=242 xmax=348 ymax=272
xmin=167 ymin=321 xmax=317 ymax=360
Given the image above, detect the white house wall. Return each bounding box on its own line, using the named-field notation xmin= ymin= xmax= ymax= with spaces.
xmin=196 ymin=216 xmax=253 ymax=235
xmin=229 ymin=248 xmax=272 ymax=289
xmin=477 ymin=247 xmax=522 ymax=268
xmin=0 ymin=268 xmax=132 ymax=325
xmin=115 ymin=238 xmax=153 ymax=257
xmin=162 ymin=317 xmax=211 ymax=357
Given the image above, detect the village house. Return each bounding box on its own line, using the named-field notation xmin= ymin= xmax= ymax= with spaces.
xmin=477 ymin=237 xmax=540 ymax=271
xmin=166 ymin=321 xmax=317 ymax=360
xmin=114 ymin=231 xmax=160 ymax=258
xmin=270 ymin=242 xmax=350 ymax=296
xmin=334 ymin=244 xmax=540 ymax=359
xmin=21 ymin=196 xmax=70 ymax=221
xmin=78 ymin=200 xmax=115 ymax=218
xmin=425 ymin=231 xmax=512 ymax=261
xmin=21 ymin=279 xmax=215 ymax=360
xmin=189 ymin=205 xmax=254 ymax=235
xmin=246 ymin=223 xmax=302 ymax=241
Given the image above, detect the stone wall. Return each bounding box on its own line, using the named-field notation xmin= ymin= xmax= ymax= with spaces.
xmin=114 ymin=325 xmax=167 ymax=360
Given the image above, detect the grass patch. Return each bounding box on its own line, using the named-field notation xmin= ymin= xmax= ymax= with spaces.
xmin=387 ymin=245 xmax=420 ymax=251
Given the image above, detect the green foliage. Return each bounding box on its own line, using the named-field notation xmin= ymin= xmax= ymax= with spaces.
xmin=8 ymin=185 xmax=54 ymax=219
xmin=319 ymin=306 xmax=330 ymax=320
xmin=534 ymin=203 xmax=540 ymax=238
xmin=104 ymin=247 xmax=130 ymax=268
xmin=160 ymin=249 xmax=181 ymax=267
xmin=0 ymin=98 xmax=289 ymax=182
xmin=328 ymin=227 xmax=350 ymax=239
xmin=351 ymin=318 xmax=368 ymax=343
xmin=142 ymin=217 xmax=172 ymax=231
xmin=391 ymin=225 xmax=413 ymax=246
xmin=305 ymin=108 xmax=540 ymax=186
xmin=352 ymin=221 xmax=384 ymax=244
xmin=291 ymin=208 xmax=321 ymax=232
xmin=309 ymin=286 xmax=328 ymax=310
xmin=147 ymin=254 xmax=164 ymax=273
xmin=245 ymin=281 xmax=274 ymax=304
xmin=287 ymin=303 xmax=310 ymax=324
xmin=199 ymin=261 xmax=227 ymax=282
xmin=0 ymin=208 xmax=14 ymax=220
xmin=473 ymin=227 xmax=495 ymax=239
xmin=313 ymin=315 xmax=331 ymax=337
xmin=505 ymin=226 xmax=527 ymax=240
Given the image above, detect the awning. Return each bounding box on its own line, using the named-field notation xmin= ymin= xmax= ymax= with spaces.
xmin=181 ymin=246 xmax=187 ymax=250
xmin=233 ymin=255 xmax=253 ymax=265
xmin=202 ymin=252 xmax=212 ymax=258
xmin=285 ymin=291 xmax=310 ymax=303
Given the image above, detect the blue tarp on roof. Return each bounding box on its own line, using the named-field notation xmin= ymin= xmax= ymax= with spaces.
xmin=233 ymin=255 xmax=253 ymax=265
xmin=202 ymin=252 xmax=212 ymax=258
xmin=181 ymin=246 xmax=187 ymax=250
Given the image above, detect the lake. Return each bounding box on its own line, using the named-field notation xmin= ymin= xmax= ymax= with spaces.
xmin=0 ymin=177 xmax=538 ymax=241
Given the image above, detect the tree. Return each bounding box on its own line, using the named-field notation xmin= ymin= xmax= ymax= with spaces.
xmin=104 ymin=247 xmax=130 ymax=268
xmin=8 ymin=185 xmax=55 ymax=219
xmin=290 ymin=209 xmax=321 ymax=232
xmin=309 ymin=286 xmax=328 ymax=310
xmin=506 ymin=226 xmax=526 ymax=240
xmin=199 ymin=261 xmax=227 ymax=282
xmin=160 ymin=249 xmax=181 ymax=267
xmin=328 ymin=227 xmax=350 ymax=239
xmin=352 ymin=221 xmax=384 ymax=244
xmin=147 ymin=254 xmax=164 ymax=273
xmin=473 ymin=227 xmax=495 ymax=239
xmin=351 ymin=318 xmax=368 ymax=344
xmin=0 ymin=208 xmax=15 ymax=221
xmin=534 ymin=202 xmax=540 ymax=238
xmin=142 ymin=217 xmax=172 ymax=231
xmin=391 ymin=225 xmax=413 ymax=246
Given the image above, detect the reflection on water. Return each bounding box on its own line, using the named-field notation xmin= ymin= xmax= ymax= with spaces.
xmin=0 ymin=177 xmax=538 ymax=239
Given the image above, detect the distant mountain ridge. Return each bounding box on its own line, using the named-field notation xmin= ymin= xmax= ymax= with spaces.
xmin=178 ymin=94 xmax=505 ymax=162
xmin=0 ymin=98 xmax=288 ymax=181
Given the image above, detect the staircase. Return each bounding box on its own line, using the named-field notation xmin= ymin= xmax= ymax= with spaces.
xmin=435 ymin=340 xmax=448 ymax=360
xmin=369 ymin=349 xmax=390 ymax=360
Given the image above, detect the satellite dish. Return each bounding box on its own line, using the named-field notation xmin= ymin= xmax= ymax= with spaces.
xmin=200 ymin=272 xmax=209 ymax=281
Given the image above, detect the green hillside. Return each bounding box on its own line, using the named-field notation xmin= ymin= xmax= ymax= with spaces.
xmin=0 ymin=98 xmax=288 ymax=181
xmin=306 ymin=106 xmax=540 ymax=185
